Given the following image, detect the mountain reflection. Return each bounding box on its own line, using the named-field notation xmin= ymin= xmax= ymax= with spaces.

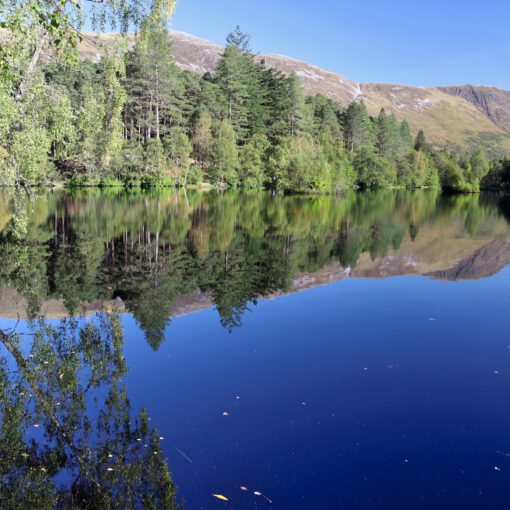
xmin=0 ymin=189 xmax=509 ymax=506
xmin=0 ymin=190 xmax=510 ymax=347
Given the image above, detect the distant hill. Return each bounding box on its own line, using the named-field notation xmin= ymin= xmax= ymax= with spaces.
xmin=79 ymin=30 xmax=510 ymax=156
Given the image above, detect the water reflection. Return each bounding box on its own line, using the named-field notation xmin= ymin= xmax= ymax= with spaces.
xmin=0 ymin=314 xmax=179 ymax=508
xmin=0 ymin=190 xmax=509 ymax=346
xmin=0 ymin=189 xmax=510 ymax=508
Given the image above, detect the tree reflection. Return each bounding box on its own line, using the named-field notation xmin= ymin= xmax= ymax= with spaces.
xmin=0 ymin=189 xmax=509 ymax=348
xmin=0 ymin=313 xmax=180 ymax=509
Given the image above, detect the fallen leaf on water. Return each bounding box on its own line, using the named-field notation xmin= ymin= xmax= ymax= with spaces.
xmin=212 ymin=494 xmax=229 ymax=501
xmin=254 ymin=491 xmax=273 ymax=503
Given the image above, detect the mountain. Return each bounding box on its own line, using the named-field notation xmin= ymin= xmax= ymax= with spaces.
xmin=79 ymin=30 xmax=510 ymax=156
xmin=438 ymin=85 xmax=510 ymax=132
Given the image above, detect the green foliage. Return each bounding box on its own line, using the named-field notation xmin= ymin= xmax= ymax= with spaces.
xmin=9 ymin=128 xmax=51 ymax=185
xmin=467 ymin=148 xmax=490 ymax=188
xmin=239 ymin=134 xmax=270 ymax=188
xmin=434 ymin=151 xmax=466 ymax=192
xmin=192 ymin=110 xmax=213 ymax=167
xmin=355 ymin=148 xmax=396 ymax=189
xmin=0 ymin=19 xmax=501 ymax=194
xmin=211 ymin=119 xmax=239 ymax=186
xmin=343 ymin=100 xmax=374 ymax=153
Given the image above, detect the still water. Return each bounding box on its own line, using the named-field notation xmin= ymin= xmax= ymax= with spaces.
xmin=1 ymin=190 xmax=510 ymax=509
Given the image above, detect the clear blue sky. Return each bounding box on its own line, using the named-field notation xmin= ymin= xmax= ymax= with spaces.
xmin=170 ymin=0 xmax=510 ymax=90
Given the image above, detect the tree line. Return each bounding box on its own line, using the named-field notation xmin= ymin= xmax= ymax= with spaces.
xmin=1 ymin=189 xmax=509 ymax=347
xmin=1 ymin=16 xmax=508 ymax=192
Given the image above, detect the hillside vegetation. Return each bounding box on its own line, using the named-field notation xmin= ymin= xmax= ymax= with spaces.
xmin=79 ymin=30 xmax=510 ymax=157
xmin=1 ymin=10 xmax=509 ymax=192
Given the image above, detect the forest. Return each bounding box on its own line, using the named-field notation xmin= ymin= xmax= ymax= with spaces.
xmin=1 ymin=2 xmax=509 ymax=193
xmin=0 ymin=0 xmax=508 ymax=193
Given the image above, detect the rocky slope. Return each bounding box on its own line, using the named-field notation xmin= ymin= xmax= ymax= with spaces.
xmin=439 ymin=85 xmax=510 ymax=132
xmin=80 ymin=30 xmax=510 ymax=155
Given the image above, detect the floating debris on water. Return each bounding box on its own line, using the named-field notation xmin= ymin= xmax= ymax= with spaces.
xmin=254 ymin=491 xmax=273 ymax=503
xmin=175 ymin=446 xmax=193 ymax=464
xmin=222 ymin=411 xmax=230 ymax=416
xmin=212 ymin=494 xmax=229 ymax=501
xmin=240 ymin=486 xmax=248 ymax=491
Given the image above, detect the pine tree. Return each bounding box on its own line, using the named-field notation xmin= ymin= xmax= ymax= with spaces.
xmin=343 ymin=100 xmax=374 ymax=153
xmin=125 ymin=26 xmax=182 ymax=142
xmin=399 ymin=120 xmax=413 ymax=153
xmin=414 ymin=129 xmax=427 ymax=151
xmin=215 ymin=28 xmax=256 ymax=141
xmin=308 ymin=94 xmax=343 ymax=141
xmin=286 ymin=73 xmax=308 ymax=137
xmin=376 ymin=108 xmax=390 ymax=157
xmin=226 ymin=26 xmax=252 ymax=52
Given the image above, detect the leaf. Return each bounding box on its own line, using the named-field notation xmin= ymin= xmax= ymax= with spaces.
xmin=212 ymin=494 xmax=229 ymax=501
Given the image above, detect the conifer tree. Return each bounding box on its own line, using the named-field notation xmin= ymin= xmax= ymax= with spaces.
xmin=399 ymin=120 xmax=413 ymax=152
xmin=286 ymin=73 xmax=308 ymax=137
xmin=215 ymin=28 xmax=254 ymax=141
xmin=414 ymin=129 xmax=427 ymax=151
xmin=343 ymin=101 xmax=374 ymax=153
xmin=126 ymin=27 xmax=182 ymax=142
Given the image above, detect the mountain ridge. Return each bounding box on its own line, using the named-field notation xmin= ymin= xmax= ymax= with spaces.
xmin=79 ymin=30 xmax=510 ymax=155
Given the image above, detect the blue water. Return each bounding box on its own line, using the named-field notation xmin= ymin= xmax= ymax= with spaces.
xmin=2 ymin=190 xmax=510 ymax=508
xmin=121 ymin=269 xmax=510 ymax=509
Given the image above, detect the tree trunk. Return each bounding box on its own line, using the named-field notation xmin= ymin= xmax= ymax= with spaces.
xmin=16 ymin=33 xmax=49 ymax=102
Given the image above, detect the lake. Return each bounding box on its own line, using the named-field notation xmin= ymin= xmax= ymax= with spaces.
xmin=1 ymin=189 xmax=510 ymax=509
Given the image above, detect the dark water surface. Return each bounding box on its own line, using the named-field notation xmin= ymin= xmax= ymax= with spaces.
xmin=1 ymin=190 xmax=510 ymax=509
